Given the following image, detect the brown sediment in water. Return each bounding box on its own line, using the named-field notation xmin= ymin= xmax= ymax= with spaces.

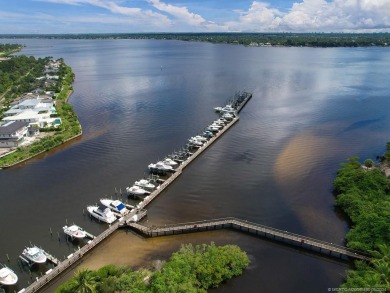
xmin=41 ymin=229 xmax=243 ymax=292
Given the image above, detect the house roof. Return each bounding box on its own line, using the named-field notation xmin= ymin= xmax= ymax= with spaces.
xmin=0 ymin=121 xmax=28 ymax=135
xmin=4 ymin=108 xmax=23 ymax=115
xmin=18 ymin=99 xmax=40 ymax=108
xmin=3 ymin=110 xmax=43 ymax=121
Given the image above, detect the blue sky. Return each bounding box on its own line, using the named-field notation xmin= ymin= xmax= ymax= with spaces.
xmin=1 ymin=0 xmax=389 ymax=34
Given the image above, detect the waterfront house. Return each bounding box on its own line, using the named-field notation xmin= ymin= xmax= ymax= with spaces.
xmin=0 ymin=121 xmax=28 ymax=148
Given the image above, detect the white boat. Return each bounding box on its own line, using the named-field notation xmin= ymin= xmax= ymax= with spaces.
xmin=63 ymin=224 xmax=87 ymax=239
xmin=214 ymin=106 xmax=223 ymax=112
xmin=163 ymin=158 xmax=178 ymax=166
xmin=87 ymin=205 xmax=117 ymax=224
xmin=148 ymin=161 xmax=173 ymax=172
xmin=0 ymin=265 xmax=18 ymax=286
xmin=191 ymin=135 xmax=207 ymax=142
xmin=214 ymin=119 xmax=227 ymax=125
xmin=210 ymin=123 xmax=223 ymax=129
xmin=188 ymin=137 xmax=204 ymax=146
xmin=21 ymin=246 xmax=47 ymax=264
xmin=134 ymin=179 xmax=156 ymax=189
xmin=221 ymin=105 xmax=235 ymax=113
xmin=100 ymin=198 xmax=129 ymax=215
xmin=222 ymin=113 xmax=234 ymax=120
xmin=207 ymin=125 xmax=220 ymax=132
xmin=126 ymin=185 xmax=151 ymax=196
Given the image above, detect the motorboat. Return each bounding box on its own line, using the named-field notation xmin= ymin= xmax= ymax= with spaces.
xmin=221 ymin=105 xmax=235 ymax=113
xmin=126 ymin=185 xmax=151 ymax=196
xmin=214 ymin=119 xmax=228 ymax=125
xmin=135 ymin=178 xmax=156 ymax=189
xmin=163 ymin=158 xmax=178 ymax=166
xmin=188 ymin=137 xmax=203 ymax=146
xmin=214 ymin=106 xmax=223 ymax=112
xmin=21 ymin=246 xmax=47 ymax=264
xmin=222 ymin=113 xmax=234 ymax=120
xmin=148 ymin=161 xmax=173 ymax=172
xmin=191 ymin=135 xmax=208 ymax=142
xmin=87 ymin=205 xmax=117 ymax=224
xmin=207 ymin=125 xmax=220 ymax=132
xmin=63 ymin=224 xmax=87 ymax=239
xmin=203 ymin=130 xmax=214 ymax=138
xmin=100 ymin=198 xmax=129 ymax=215
xmin=210 ymin=123 xmax=223 ymax=129
xmin=0 ymin=265 xmax=18 ymax=286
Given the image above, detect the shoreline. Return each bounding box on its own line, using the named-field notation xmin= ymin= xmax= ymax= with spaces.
xmin=0 ymin=64 xmax=82 ymax=169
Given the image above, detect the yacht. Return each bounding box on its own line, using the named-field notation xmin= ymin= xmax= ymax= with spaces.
xmin=63 ymin=224 xmax=87 ymax=239
xmin=100 ymin=198 xmax=130 ymax=215
xmin=210 ymin=123 xmax=223 ymax=129
xmin=126 ymin=185 xmax=151 ymax=196
xmin=134 ymin=179 xmax=156 ymax=189
xmin=148 ymin=161 xmax=173 ymax=172
xmin=221 ymin=105 xmax=235 ymax=113
xmin=203 ymin=130 xmax=214 ymax=138
xmin=87 ymin=205 xmax=117 ymax=224
xmin=188 ymin=137 xmax=203 ymax=147
xmin=0 ymin=265 xmax=18 ymax=286
xmin=207 ymin=125 xmax=220 ymax=132
xmin=213 ymin=106 xmax=223 ymax=112
xmin=21 ymin=246 xmax=47 ymax=264
xmin=191 ymin=135 xmax=208 ymax=142
xmin=163 ymin=158 xmax=178 ymax=166
xmin=222 ymin=113 xmax=234 ymax=120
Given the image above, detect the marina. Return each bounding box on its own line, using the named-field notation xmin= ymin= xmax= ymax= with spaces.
xmin=1 ymin=39 xmax=388 ymax=293
xmin=14 ymin=90 xmax=370 ymax=293
xmin=17 ymin=92 xmax=252 ymax=292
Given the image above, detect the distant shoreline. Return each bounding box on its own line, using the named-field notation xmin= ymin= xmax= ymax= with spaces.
xmin=0 ymin=32 xmax=389 ymax=48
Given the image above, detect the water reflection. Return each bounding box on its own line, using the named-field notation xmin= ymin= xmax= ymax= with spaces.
xmin=0 ymin=39 xmax=389 ymax=292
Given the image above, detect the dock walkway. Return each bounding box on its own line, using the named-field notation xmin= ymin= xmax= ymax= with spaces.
xmin=21 ymin=93 xmax=252 ymax=293
xmin=128 ymin=217 xmax=370 ymax=261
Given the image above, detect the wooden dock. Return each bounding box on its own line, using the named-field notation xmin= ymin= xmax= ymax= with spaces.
xmin=128 ymin=217 xmax=370 ymax=262
xmin=20 ymin=93 xmax=251 ymax=293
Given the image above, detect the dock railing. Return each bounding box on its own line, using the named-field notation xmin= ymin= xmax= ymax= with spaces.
xmin=128 ymin=217 xmax=370 ymax=261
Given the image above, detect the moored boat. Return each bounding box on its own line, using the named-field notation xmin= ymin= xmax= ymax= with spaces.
xmin=0 ymin=265 xmax=18 ymax=286
xmin=87 ymin=205 xmax=117 ymax=224
xmin=148 ymin=161 xmax=174 ymax=172
xmin=100 ymin=198 xmax=130 ymax=215
xmin=126 ymin=185 xmax=151 ymax=196
xmin=63 ymin=224 xmax=87 ymax=239
xmin=134 ymin=179 xmax=156 ymax=189
xmin=21 ymin=246 xmax=47 ymax=264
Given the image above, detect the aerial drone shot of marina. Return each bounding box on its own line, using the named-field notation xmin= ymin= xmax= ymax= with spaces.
xmin=0 ymin=91 xmax=252 ymax=292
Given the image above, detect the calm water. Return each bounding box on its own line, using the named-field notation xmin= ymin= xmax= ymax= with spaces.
xmin=1 ymin=39 xmax=389 ymax=292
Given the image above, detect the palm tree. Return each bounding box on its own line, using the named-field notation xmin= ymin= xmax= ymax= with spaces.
xmin=69 ymin=269 xmax=97 ymax=293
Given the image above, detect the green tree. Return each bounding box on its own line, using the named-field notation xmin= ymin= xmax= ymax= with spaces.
xmin=56 ymin=269 xmax=97 ymax=293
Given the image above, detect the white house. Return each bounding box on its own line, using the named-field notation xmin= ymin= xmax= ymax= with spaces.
xmin=0 ymin=121 xmax=28 ymax=148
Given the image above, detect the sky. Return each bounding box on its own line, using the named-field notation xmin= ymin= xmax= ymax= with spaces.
xmin=0 ymin=0 xmax=389 ymax=34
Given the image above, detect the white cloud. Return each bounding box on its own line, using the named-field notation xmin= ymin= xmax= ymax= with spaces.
xmin=12 ymin=0 xmax=390 ymax=32
xmin=227 ymin=2 xmax=283 ymax=31
xmin=35 ymin=0 xmax=172 ymax=26
xmin=230 ymin=0 xmax=390 ymax=32
xmin=147 ymin=0 xmax=228 ymax=31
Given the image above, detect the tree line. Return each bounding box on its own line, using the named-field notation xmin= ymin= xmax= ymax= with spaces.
xmin=333 ymin=154 xmax=390 ymax=290
xmin=1 ymin=33 xmax=390 ymax=47
xmin=55 ymin=243 xmax=249 ymax=293
xmin=0 ymin=43 xmax=22 ymax=56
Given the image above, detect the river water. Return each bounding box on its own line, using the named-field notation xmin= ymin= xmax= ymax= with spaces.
xmin=0 ymin=39 xmax=389 ymax=292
